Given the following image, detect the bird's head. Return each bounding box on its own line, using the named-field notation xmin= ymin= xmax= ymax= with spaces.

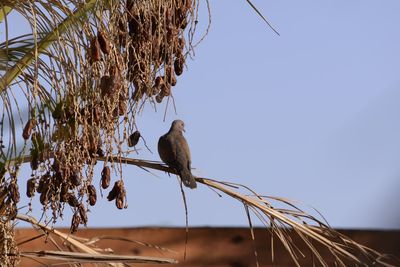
xmin=170 ymin=119 xmax=185 ymax=133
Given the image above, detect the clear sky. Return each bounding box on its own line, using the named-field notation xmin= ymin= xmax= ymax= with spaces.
xmin=4 ymin=0 xmax=400 ymax=229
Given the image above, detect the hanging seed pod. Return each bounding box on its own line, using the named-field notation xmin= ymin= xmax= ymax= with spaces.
xmin=67 ymin=193 xmax=79 ymax=208
xmin=107 ymin=181 xmax=122 ymax=201
xmin=165 ymin=8 xmax=173 ymax=29
xmin=52 ymin=160 xmax=60 ymax=173
xmin=78 ymin=203 xmax=88 ymax=225
xmin=160 ymin=83 xmax=171 ymax=97
xmin=128 ymin=17 xmax=140 ymax=36
xmin=9 ymin=202 xmax=17 ymax=220
xmin=152 ymin=38 xmax=161 ymax=62
xmin=100 ymin=75 xmax=114 ymax=97
xmin=116 ymin=194 xmax=124 ymax=210
xmin=87 ymin=134 xmax=99 ymax=157
xmin=152 ymin=77 xmax=163 ymax=95
xmin=151 ymin=14 xmax=158 ymax=35
xmin=9 ymin=183 xmax=20 ymax=203
xmin=26 ymin=178 xmax=36 ymax=198
xmin=163 ymin=49 xmax=173 ymax=65
xmin=127 ymin=131 xmax=141 ymax=147
xmin=54 ymin=171 xmax=63 ymax=187
xmin=115 ymin=182 xmax=126 ymax=209
xmin=70 ymin=213 xmax=81 ymax=234
xmin=97 ymin=147 xmax=105 ymax=157
xmin=166 ymin=26 xmax=177 ymax=43
xmin=37 ymin=176 xmax=46 ymax=193
xmin=90 ymin=37 xmax=101 ymax=63
xmin=87 ymin=184 xmax=97 ymax=206
xmin=40 ymin=187 xmax=50 ymax=205
xmin=170 ymin=74 xmax=177 ymax=86
xmin=22 ymin=119 xmax=36 ymax=140
xmin=165 ymin=72 xmax=177 ymax=87
xmin=174 ymin=55 xmax=184 ymax=76
xmin=96 ymin=138 xmax=103 ymax=156
xmin=118 ymin=19 xmax=127 ymax=48
xmin=118 ymin=91 xmax=128 ymax=116
xmin=107 ymin=67 xmax=122 ymax=97
xmin=177 ymin=36 xmax=185 ymax=51
xmin=151 ymin=85 xmax=160 ymax=96
xmin=60 ymin=183 xmax=69 ymax=202
xmin=158 ymin=43 xmax=167 ymax=62
xmin=112 ymin=106 xmax=119 ymax=118
xmin=175 ymin=8 xmax=185 ymax=26
xmin=155 ymin=76 xmax=164 ymax=87
xmin=107 ymin=186 xmax=118 ymax=201
xmin=70 ymin=172 xmax=81 ymax=187
xmin=97 ymin=30 xmax=110 ymax=55
xmin=164 ymin=66 xmax=177 ymax=86
xmin=155 ymin=92 xmax=164 ymax=103
xmin=126 ymin=0 xmax=134 ymax=12
xmin=101 ymin=166 xmax=111 ymax=189
xmin=110 ymin=63 xmax=120 ymax=77
xmin=30 ymin=150 xmax=39 ymax=170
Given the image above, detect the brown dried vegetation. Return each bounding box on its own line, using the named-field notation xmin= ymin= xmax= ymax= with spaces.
xmin=0 ymin=0 xmax=198 ymax=235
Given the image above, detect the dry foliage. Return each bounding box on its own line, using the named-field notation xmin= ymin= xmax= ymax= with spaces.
xmin=0 ymin=1 xmax=398 ymax=267
xmin=101 ymin=157 xmax=400 ymax=267
xmin=1 ymin=0 xmax=202 ymax=230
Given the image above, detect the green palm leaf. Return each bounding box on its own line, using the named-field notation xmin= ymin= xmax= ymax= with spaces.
xmin=0 ymin=0 xmax=97 ymax=93
xmin=0 ymin=5 xmax=12 ymax=23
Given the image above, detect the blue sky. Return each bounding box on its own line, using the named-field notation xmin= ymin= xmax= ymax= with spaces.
xmin=4 ymin=0 xmax=400 ymax=229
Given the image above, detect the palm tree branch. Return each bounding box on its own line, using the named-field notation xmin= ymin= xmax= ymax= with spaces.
xmin=0 ymin=0 xmax=98 ymax=93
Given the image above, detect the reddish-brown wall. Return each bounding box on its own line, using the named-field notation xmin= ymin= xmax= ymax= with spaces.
xmin=15 ymin=228 xmax=400 ymax=267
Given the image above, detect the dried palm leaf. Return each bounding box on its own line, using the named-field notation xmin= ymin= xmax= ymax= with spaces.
xmin=20 ymin=250 xmax=177 ymax=264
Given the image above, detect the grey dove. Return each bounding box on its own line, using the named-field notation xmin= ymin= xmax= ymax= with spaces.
xmin=158 ymin=120 xmax=197 ymax=189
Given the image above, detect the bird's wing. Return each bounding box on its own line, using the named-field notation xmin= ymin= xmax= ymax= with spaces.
xmin=175 ymin=134 xmax=191 ymax=171
xmin=158 ymin=134 xmax=176 ymax=166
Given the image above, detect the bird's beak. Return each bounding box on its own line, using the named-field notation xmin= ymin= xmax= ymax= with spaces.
xmin=183 ymin=128 xmax=186 ymax=133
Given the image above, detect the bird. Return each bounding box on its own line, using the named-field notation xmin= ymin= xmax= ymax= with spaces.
xmin=158 ymin=120 xmax=197 ymax=189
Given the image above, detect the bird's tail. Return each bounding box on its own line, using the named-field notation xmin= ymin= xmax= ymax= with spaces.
xmin=179 ymin=169 xmax=197 ymax=189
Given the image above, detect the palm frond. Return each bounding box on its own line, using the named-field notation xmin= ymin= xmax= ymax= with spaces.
xmin=109 ymin=157 xmax=397 ymax=267
xmin=13 ymin=154 xmax=387 ymax=265
xmin=20 ymin=250 xmax=177 ymax=264
xmin=0 ymin=0 xmax=97 ymax=93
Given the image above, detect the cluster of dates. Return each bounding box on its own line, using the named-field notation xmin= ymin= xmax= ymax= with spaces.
xmin=125 ymin=0 xmax=191 ymax=102
xmin=5 ymin=0 xmax=196 ymax=232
